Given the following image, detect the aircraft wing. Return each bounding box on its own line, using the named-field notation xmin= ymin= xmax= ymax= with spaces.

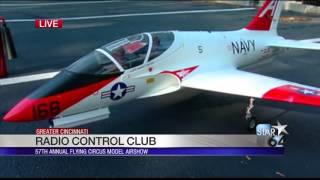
xmin=182 ymin=68 xmax=320 ymax=107
xmin=268 ymin=39 xmax=320 ymax=50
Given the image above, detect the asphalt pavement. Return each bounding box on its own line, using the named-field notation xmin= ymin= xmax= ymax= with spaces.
xmin=0 ymin=0 xmax=320 ymax=177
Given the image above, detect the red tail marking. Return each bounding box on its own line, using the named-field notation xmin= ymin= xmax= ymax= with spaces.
xmin=245 ymin=0 xmax=279 ymax=31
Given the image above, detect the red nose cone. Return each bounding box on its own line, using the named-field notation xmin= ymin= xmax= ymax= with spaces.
xmin=3 ymin=73 xmax=119 ymax=123
xmin=3 ymin=98 xmax=35 ymax=122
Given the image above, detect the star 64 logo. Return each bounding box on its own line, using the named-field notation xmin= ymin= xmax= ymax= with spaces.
xmin=256 ymin=121 xmax=288 ymax=147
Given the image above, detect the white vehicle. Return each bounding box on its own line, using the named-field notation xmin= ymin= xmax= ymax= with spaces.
xmin=3 ymin=0 xmax=320 ymax=130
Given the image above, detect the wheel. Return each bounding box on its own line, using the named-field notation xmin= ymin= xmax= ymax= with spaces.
xmin=246 ymin=116 xmax=257 ymax=132
xmin=48 ymin=119 xmax=54 ymax=128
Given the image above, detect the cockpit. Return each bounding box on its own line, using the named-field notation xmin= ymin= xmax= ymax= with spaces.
xmin=67 ymin=32 xmax=174 ymax=76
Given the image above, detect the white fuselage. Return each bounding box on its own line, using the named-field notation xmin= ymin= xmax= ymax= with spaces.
xmin=58 ymin=30 xmax=285 ymax=118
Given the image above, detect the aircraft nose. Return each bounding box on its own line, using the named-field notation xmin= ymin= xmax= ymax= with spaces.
xmin=3 ymin=70 xmax=120 ymax=123
xmin=3 ymin=98 xmax=35 ymax=122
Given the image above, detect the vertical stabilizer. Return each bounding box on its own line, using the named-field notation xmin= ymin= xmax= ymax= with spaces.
xmin=245 ymin=0 xmax=284 ymax=34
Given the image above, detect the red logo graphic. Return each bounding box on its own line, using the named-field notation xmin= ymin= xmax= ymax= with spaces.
xmin=161 ymin=66 xmax=198 ymax=81
xmin=35 ymin=19 xmax=63 ymax=29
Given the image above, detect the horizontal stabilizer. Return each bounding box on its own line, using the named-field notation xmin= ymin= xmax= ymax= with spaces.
xmin=300 ymin=38 xmax=320 ymax=43
xmin=268 ymin=39 xmax=320 ymax=50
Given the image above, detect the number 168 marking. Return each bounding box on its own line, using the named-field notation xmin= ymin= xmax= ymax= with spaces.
xmin=33 ymin=101 xmax=61 ymax=119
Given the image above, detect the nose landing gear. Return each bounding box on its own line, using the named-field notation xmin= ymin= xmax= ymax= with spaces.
xmin=49 ymin=119 xmax=54 ymax=128
xmin=245 ymin=97 xmax=257 ymax=132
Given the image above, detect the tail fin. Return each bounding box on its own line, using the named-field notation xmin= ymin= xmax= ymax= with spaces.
xmin=245 ymin=0 xmax=284 ymax=33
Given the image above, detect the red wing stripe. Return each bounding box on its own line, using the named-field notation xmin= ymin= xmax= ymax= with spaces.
xmin=262 ymin=85 xmax=320 ymax=107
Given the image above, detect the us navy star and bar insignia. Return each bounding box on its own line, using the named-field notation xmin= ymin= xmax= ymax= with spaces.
xmin=101 ymin=82 xmax=135 ymax=101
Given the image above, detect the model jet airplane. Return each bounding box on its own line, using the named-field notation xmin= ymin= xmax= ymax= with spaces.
xmin=3 ymin=0 xmax=320 ymax=129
